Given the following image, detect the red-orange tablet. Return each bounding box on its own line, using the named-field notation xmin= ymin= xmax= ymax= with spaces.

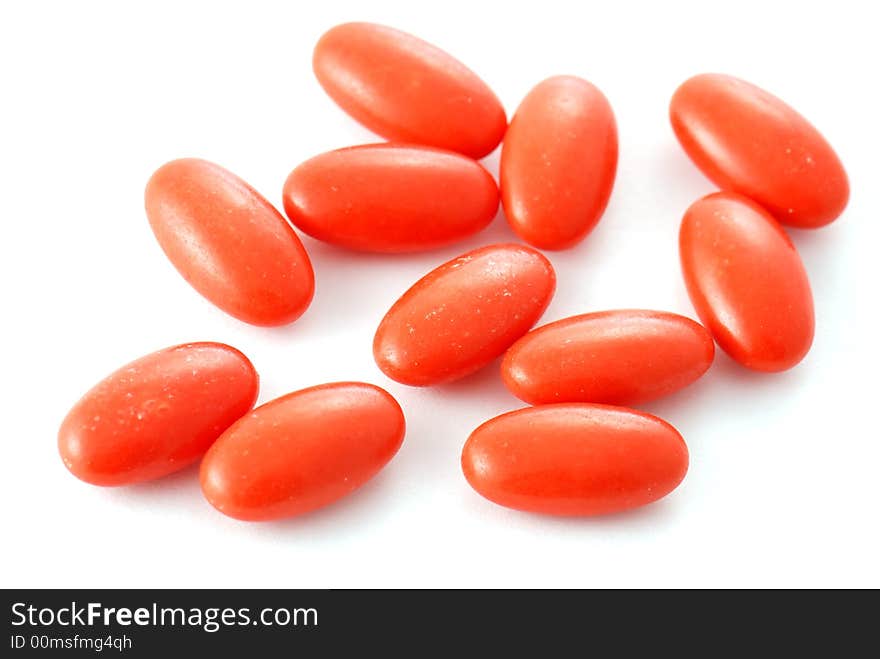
xmin=670 ymin=73 xmax=848 ymax=228
xmin=313 ymin=22 xmax=506 ymax=158
xmin=680 ymin=192 xmax=814 ymax=371
xmin=283 ymin=144 xmax=498 ymax=252
xmin=145 ymin=158 xmax=314 ymax=326
xmin=462 ymin=404 xmax=688 ymax=516
xmin=59 ymin=342 xmax=259 ymax=486
xmin=501 ymin=76 xmax=618 ymax=249
xmin=200 ymin=382 xmax=405 ymax=521
xmin=373 ymin=244 xmax=556 ymax=386
xmin=502 ymin=310 xmax=714 ymax=405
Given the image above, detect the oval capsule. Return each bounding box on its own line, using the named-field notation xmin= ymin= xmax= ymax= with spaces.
xmin=374 ymin=244 xmax=556 ymax=386
xmin=500 ymin=76 xmax=618 ymax=249
xmin=502 ymin=310 xmax=714 ymax=405
xmin=313 ymin=22 xmax=506 ymax=159
xmin=670 ymin=73 xmax=849 ymax=228
xmin=680 ymin=192 xmax=815 ymax=371
xmin=282 ymin=144 xmax=499 ymax=252
xmin=145 ymin=158 xmax=315 ymax=326
xmin=462 ymin=404 xmax=688 ymax=516
xmin=58 ymin=343 xmax=259 ymax=486
xmin=200 ymin=382 xmax=405 ymax=521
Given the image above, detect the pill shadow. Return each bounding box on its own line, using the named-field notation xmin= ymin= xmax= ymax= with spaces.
xmin=538 ymin=497 xmax=685 ymax=529
xmin=479 ymin=147 xmax=501 ymax=180
xmin=785 ymin=220 xmax=848 ymax=290
xmin=390 ymin=398 xmax=465 ymax=471
xmin=462 ymin=489 xmax=686 ymax=530
xmin=289 ymin=238 xmax=422 ymax=334
xmin=228 ymin=469 xmax=401 ymax=537
xmin=384 ymin=374 xmax=513 ymax=489
xmin=289 ymin=208 xmax=521 ymax=335
xmin=639 ymin=349 xmax=813 ymax=440
xmin=432 ymin=356 xmax=517 ymax=405
xmin=100 ymin=463 xmax=205 ymax=515
xmin=651 ymin=144 xmax=716 ymax=208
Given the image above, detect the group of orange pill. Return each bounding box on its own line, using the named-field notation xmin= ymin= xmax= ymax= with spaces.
xmin=58 ymin=22 xmax=848 ymax=521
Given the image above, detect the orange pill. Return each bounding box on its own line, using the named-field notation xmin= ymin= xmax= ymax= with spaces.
xmin=670 ymin=73 xmax=849 ymax=228
xmin=145 ymin=158 xmax=315 ymax=326
xmin=462 ymin=404 xmax=689 ymax=516
xmin=282 ymin=144 xmax=499 ymax=252
xmin=680 ymin=192 xmax=815 ymax=371
xmin=200 ymin=382 xmax=405 ymax=521
xmin=501 ymin=76 xmax=618 ymax=250
xmin=374 ymin=244 xmax=556 ymax=386
xmin=313 ymin=22 xmax=506 ymax=158
xmin=59 ymin=343 xmax=259 ymax=486
xmin=502 ymin=310 xmax=715 ymax=405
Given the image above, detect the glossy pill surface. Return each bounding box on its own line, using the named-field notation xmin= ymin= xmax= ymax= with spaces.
xmin=680 ymin=192 xmax=814 ymax=371
xmin=670 ymin=73 xmax=849 ymax=228
xmin=502 ymin=310 xmax=714 ymax=405
xmin=374 ymin=244 xmax=556 ymax=386
xmin=59 ymin=343 xmax=259 ymax=486
xmin=282 ymin=144 xmax=499 ymax=252
xmin=200 ymin=383 xmax=405 ymax=521
xmin=145 ymin=158 xmax=314 ymax=326
xmin=462 ymin=404 xmax=688 ymax=516
xmin=501 ymin=76 xmax=618 ymax=250
xmin=313 ymin=22 xmax=506 ymax=159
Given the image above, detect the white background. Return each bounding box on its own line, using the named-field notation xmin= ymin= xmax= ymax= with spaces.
xmin=2 ymin=0 xmax=877 ymax=588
